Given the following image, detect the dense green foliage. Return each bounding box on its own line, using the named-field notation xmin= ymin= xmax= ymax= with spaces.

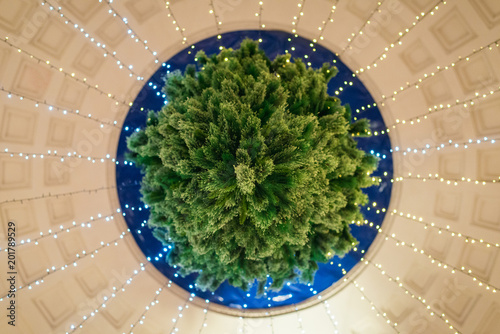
xmin=127 ymin=39 xmax=377 ymax=293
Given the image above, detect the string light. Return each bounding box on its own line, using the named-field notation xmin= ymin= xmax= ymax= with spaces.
xmin=101 ymin=0 xmax=160 ymax=62
xmin=351 ymin=280 xmax=400 ymax=332
xmin=256 ymin=1 xmax=264 ymax=29
xmin=128 ymin=282 xmax=169 ymax=334
xmin=0 ymin=186 xmax=116 ymax=205
xmin=392 ymin=174 xmax=498 ymax=186
xmin=0 ymin=231 xmax=129 ymax=300
xmin=0 ymin=149 xmax=118 ymax=164
xmin=269 ymin=315 xmax=275 ymax=334
xmin=66 ymin=263 xmax=147 ymax=333
xmin=362 ymin=259 xmax=462 ymax=334
xmin=209 ymin=0 xmax=223 ymax=36
xmin=291 ymin=0 xmax=306 ymax=35
xmin=382 ymin=38 xmax=500 ymax=102
xmin=164 ymin=2 xmax=188 ymax=44
xmin=168 ymin=300 xmax=190 ymax=334
xmin=1 ymin=37 xmax=131 ymax=106
xmin=339 ymin=1 xmax=385 ymax=55
xmin=391 ymin=209 xmax=500 ymax=249
xmin=315 ymin=1 xmax=338 ymax=43
xmin=0 ymin=212 xmax=119 ymax=251
xmin=0 ymin=87 xmax=120 ymax=127
xmin=380 ymin=231 xmax=499 ymax=293
xmin=323 ymin=300 xmax=340 ymax=334
xmin=198 ymin=308 xmax=209 ymax=334
xmin=355 ymin=0 xmax=447 ymax=74
xmin=41 ymin=0 xmax=144 ymax=80
xmin=295 ymin=307 xmax=305 ymax=334
xmin=392 ymin=136 xmax=499 ymax=155
xmin=373 ymin=85 xmax=500 ymax=134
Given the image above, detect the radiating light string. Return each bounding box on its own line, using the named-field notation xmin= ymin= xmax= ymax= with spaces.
xmin=355 ymin=0 xmax=447 ymax=74
xmin=102 ymin=0 xmax=161 ymax=62
xmin=322 ymin=300 xmax=340 ymax=333
xmin=128 ymin=282 xmax=170 ymax=334
xmin=392 ymin=175 xmax=498 ymax=185
xmin=164 ymin=1 xmax=188 ymax=44
xmin=198 ymin=308 xmax=209 ymax=334
xmin=373 ymin=86 xmax=500 ymax=136
xmin=0 ymin=230 xmax=130 ymax=300
xmin=377 ymin=230 xmax=499 ymax=293
xmin=0 ymin=87 xmax=120 ymax=127
xmin=314 ymin=0 xmax=339 ymax=43
xmin=0 ymin=212 xmax=119 ymax=251
xmin=295 ymin=307 xmax=305 ymax=334
xmin=334 ymin=1 xmax=447 ymax=95
xmin=209 ymin=0 xmax=223 ymax=35
xmin=381 ymin=38 xmax=500 ymax=102
xmin=390 ymin=209 xmax=500 ymax=249
xmin=257 ymin=1 xmax=264 ymax=29
xmin=168 ymin=299 xmax=190 ymax=334
xmin=0 ymin=37 xmax=131 ymax=106
xmin=362 ymin=258 xmax=462 ymax=334
xmin=0 ymin=186 xmax=116 ymax=205
xmin=0 ymin=149 xmax=118 ymax=164
xmin=350 ymin=280 xmax=400 ymax=333
xmin=339 ymin=1 xmax=385 ymax=55
xmin=392 ymin=136 xmax=499 ymax=154
xmin=41 ymin=0 xmax=144 ymax=80
xmin=291 ymin=0 xmax=306 ymax=35
xmin=67 ymin=262 xmax=147 ymax=334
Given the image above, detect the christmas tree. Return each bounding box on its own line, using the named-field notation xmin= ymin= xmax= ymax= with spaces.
xmin=127 ymin=39 xmax=378 ymax=293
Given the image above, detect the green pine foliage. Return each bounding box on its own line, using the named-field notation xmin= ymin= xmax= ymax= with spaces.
xmin=127 ymin=39 xmax=378 ymax=293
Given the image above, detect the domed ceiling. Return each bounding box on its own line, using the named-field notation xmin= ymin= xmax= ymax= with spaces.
xmin=0 ymin=0 xmax=499 ymax=333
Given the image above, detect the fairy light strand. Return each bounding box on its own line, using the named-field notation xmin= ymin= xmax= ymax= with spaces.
xmin=380 ymin=231 xmax=499 ymax=293
xmin=41 ymin=0 xmax=143 ymax=80
xmin=169 ymin=299 xmax=190 ymax=334
xmin=198 ymin=308 xmax=209 ymax=334
xmin=67 ymin=263 xmax=147 ymax=334
xmin=351 ymin=280 xmax=400 ymax=333
xmin=391 ymin=209 xmax=500 ymax=249
xmin=291 ymin=0 xmax=306 ymax=35
xmin=382 ymin=38 xmax=500 ymax=102
xmin=295 ymin=307 xmax=305 ymax=334
xmin=368 ymin=86 xmax=500 ymax=136
xmin=0 ymin=186 xmax=116 ymax=205
xmin=269 ymin=315 xmax=275 ymax=334
xmin=392 ymin=175 xmax=498 ymax=186
xmin=209 ymin=0 xmax=222 ymax=34
xmin=128 ymin=282 xmax=169 ymax=334
xmin=0 ymin=87 xmax=120 ymax=127
xmin=164 ymin=1 xmax=188 ymax=44
xmin=339 ymin=1 xmax=385 ymax=55
xmin=372 ymin=85 xmax=500 ymax=136
xmin=0 ymin=37 xmax=131 ymax=106
xmin=0 ymin=149 xmax=118 ymax=165
xmin=257 ymin=1 xmax=264 ymax=29
xmin=315 ymin=1 xmax=339 ymax=43
xmin=363 ymin=258 xmax=462 ymax=334
xmin=0 ymin=231 xmax=130 ymax=300
xmin=355 ymin=0 xmax=447 ymax=74
xmin=102 ymin=0 xmax=161 ymax=62
xmin=0 ymin=212 xmax=119 ymax=251
xmin=323 ymin=300 xmax=340 ymax=334
xmin=392 ymin=136 xmax=499 ymax=155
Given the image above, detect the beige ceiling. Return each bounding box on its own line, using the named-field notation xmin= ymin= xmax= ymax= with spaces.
xmin=0 ymin=0 xmax=500 ymax=333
